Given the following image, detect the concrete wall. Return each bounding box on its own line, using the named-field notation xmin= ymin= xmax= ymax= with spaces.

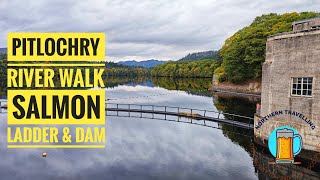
xmin=254 ymin=29 xmax=320 ymax=152
xmin=293 ymin=18 xmax=320 ymax=32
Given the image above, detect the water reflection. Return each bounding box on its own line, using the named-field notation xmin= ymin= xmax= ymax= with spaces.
xmin=0 ymin=82 xmax=258 ymax=180
xmin=105 ymin=76 xmax=150 ymax=88
xmin=106 ymin=77 xmax=320 ymax=180
xmin=213 ymin=93 xmax=257 ymax=153
xmin=151 ymin=77 xmax=212 ymax=94
xmin=0 ymin=77 xmax=319 ymax=179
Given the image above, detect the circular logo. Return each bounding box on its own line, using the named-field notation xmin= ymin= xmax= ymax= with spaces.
xmin=268 ymin=126 xmax=302 ymax=163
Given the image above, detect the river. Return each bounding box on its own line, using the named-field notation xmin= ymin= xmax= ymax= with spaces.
xmin=0 ymin=77 xmax=319 ymax=180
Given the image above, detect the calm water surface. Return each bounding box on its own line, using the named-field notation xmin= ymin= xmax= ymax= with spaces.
xmin=0 ymin=78 xmax=298 ymax=180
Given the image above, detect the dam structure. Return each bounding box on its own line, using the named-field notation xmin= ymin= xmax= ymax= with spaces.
xmin=254 ymin=17 xmax=320 ymax=152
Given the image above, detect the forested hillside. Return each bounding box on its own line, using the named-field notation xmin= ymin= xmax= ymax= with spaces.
xmin=178 ymin=50 xmax=219 ymax=62
xmin=118 ymin=59 xmax=166 ymax=68
xmin=105 ymin=61 xmax=149 ymax=76
xmin=216 ymin=12 xmax=320 ymax=83
xmin=150 ymin=59 xmax=219 ymax=78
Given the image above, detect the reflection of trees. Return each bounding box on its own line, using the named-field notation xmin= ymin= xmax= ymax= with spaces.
xmin=213 ymin=94 xmax=258 ymax=152
xmin=150 ymin=77 xmax=212 ymax=96
xmin=105 ymin=76 xmax=149 ymax=88
xmin=220 ymin=124 xmax=253 ymax=152
xmin=214 ymin=94 xmax=257 ymax=123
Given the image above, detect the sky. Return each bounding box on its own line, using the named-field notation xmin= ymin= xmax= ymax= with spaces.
xmin=0 ymin=0 xmax=319 ymax=62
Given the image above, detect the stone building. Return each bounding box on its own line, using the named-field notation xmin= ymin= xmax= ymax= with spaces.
xmin=254 ymin=17 xmax=320 ymax=152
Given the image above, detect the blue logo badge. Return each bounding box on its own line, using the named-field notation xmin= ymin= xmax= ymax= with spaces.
xmin=268 ymin=126 xmax=302 ymax=164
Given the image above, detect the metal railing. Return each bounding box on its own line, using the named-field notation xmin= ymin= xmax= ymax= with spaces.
xmin=0 ymin=100 xmax=253 ymax=136
xmin=106 ymin=103 xmax=254 ymax=130
xmin=0 ymin=101 xmax=254 ymax=129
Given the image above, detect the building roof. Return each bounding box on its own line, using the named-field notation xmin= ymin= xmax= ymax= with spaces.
xmin=293 ymin=17 xmax=320 ymax=25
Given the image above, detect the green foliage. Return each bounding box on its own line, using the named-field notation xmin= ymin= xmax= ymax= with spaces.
xmin=105 ymin=61 xmax=126 ymax=68
xmin=151 ymin=77 xmax=212 ymax=93
xmin=106 ymin=67 xmax=149 ymax=77
xmin=151 ymin=59 xmax=219 ymax=78
xmin=104 ymin=61 xmax=150 ymax=77
xmin=218 ymin=12 xmax=320 ymax=83
xmin=178 ymin=50 xmax=220 ymax=62
xmin=214 ymin=67 xmax=226 ymax=82
xmin=104 ymin=76 xmax=148 ymax=88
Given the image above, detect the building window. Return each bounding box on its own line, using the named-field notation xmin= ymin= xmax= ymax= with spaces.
xmin=292 ymin=77 xmax=313 ymax=96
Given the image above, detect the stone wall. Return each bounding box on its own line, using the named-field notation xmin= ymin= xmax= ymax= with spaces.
xmin=211 ymin=79 xmax=261 ymax=95
xmin=254 ymin=29 xmax=320 ymax=152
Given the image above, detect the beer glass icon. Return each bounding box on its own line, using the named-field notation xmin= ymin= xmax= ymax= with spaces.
xmin=276 ymin=128 xmax=302 ymax=163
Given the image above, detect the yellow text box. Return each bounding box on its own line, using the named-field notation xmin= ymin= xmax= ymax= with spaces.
xmin=8 ymin=90 xmax=105 ymax=124
xmin=8 ymin=32 xmax=105 ymax=61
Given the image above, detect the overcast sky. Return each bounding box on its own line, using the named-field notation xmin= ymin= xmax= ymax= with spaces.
xmin=0 ymin=0 xmax=319 ymax=62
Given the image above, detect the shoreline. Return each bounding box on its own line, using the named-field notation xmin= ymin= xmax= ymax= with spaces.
xmin=211 ymin=79 xmax=262 ymax=96
xmin=210 ymin=89 xmax=261 ymax=97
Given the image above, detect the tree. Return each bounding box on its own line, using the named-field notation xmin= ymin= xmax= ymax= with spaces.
xmin=218 ymin=12 xmax=320 ymax=83
xmin=150 ymin=59 xmax=219 ymax=78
